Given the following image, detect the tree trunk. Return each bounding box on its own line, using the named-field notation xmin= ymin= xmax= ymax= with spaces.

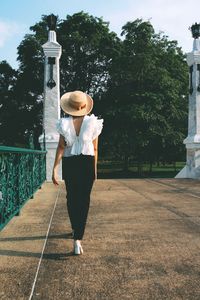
xmin=123 ymin=155 xmax=129 ymax=173
xmin=137 ymin=161 xmax=143 ymax=176
xmin=149 ymin=161 xmax=153 ymax=174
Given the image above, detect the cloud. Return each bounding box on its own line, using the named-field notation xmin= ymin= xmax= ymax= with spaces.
xmin=0 ymin=20 xmax=25 ymax=48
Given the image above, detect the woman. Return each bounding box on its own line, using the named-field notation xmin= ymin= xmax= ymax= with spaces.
xmin=52 ymin=90 xmax=103 ymax=255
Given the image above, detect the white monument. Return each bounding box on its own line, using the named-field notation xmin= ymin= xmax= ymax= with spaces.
xmin=39 ymin=14 xmax=62 ymax=181
xmin=176 ymin=23 xmax=200 ymax=179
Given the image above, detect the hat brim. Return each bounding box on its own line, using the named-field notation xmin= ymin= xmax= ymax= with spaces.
xmin=60 ymin=92 xmax=93 ymax=116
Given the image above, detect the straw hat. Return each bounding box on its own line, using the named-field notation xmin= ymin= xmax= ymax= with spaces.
xmin=60 ymin=90 xmax=93 ymax=116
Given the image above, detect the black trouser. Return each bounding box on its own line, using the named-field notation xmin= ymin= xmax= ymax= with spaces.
xmin=62 ymin=155 xmax=95 ymax=240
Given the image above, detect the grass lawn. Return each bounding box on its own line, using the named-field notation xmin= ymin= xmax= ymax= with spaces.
xmin=98 ymin=161 xmax=185 ymax=179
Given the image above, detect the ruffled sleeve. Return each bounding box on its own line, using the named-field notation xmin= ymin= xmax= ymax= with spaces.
xmin=92 ymin=117 xmax=104 ymax=140
xmin=56 ymin=118 xmax=64 ymax=136
xmin=56 ymin=118 xmax=75 ymax=146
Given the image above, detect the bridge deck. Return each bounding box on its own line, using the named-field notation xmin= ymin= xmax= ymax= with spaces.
xmin=1 ymin=179 xmax=200 ymax=299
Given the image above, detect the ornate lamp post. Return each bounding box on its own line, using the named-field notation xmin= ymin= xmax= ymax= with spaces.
xmin=47 ymin=14 xmax=57 ymax=31
xmin=190 ymin=22 xmax=200 ymax=52
xmin=46 ymin=14 xmax=57 ymax=89
xmin=176 ymin=22 xmax=200 ymax=178
xmin=191 ymin=22 xmax=200 ymax=39
xmin=38 ymin=14 xmax=62 ymax=181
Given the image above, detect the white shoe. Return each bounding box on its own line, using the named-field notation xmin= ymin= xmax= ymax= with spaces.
xmin=74 ymin=241 xmax=83 ymax=255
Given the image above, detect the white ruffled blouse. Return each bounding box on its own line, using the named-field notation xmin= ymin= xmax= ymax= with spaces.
xmin=56 ymin=114 xmax=103 ymax=157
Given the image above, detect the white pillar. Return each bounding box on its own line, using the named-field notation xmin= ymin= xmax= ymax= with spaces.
xmin=176 ymin=36 xmax=200 ymax=178
xmin=38 ymin=30 xmax=62 ymax=181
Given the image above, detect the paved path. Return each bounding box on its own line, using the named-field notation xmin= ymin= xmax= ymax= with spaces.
xmin=1 ymin=179 xmax=200 ymax=299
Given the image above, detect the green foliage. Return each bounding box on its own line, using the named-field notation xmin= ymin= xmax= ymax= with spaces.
xmin=0 ymin=61 xmax=18 ymax=145
xmin=102 ymin=19 xmax=188 ymax=169
xmin=58 ymin=12 xmax=120 ymax=98
xmin=0 ymin=13 xmax=188 ymax=170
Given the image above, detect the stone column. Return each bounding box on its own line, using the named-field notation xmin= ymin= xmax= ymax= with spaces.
xmin=176 ymin=24 xmax=200 ymax=178
xmin=38 ymin=16 xmax=62 ymax=181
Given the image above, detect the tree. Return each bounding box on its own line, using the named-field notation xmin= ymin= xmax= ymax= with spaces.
xmin=1 ymin=14 xmax=188 ymax=174
xmin=0 ymin=61 xmax=18 ymax=145
xmin=102 ymin=19 xmax=188 ymax=172
xmin=15 ymin=34 xmax=44 ymax=147
xmin=0 ymin=33 xmax=44 ymax=147
xmin=10 ymin=12 xmax=120 ymax=149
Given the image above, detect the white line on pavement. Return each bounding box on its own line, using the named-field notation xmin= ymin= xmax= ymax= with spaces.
xmin=28 ymin=186 xmax=61 ymax=300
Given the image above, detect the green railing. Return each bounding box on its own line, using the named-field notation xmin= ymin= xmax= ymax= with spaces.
xmin=0 ymin=146 xmax=47 ymax=231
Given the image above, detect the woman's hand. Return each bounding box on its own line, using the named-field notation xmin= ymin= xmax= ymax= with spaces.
xmin=52 ymin=168 xmax=59 ymax=186
xmin=52 ymin=135 xmax=65 ymax=186
xmin=93 ymin=137 xmax=98 ymax=181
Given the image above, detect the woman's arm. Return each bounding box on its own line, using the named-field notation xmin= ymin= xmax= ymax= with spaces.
xmin=52 ymin=135 xmax=65 ymax=185
xmin=93 ymin=137 xmax=98 ymax=180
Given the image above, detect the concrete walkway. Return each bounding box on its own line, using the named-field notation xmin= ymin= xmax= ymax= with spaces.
xmin=1 ymin=179 xmax=200 ymax=299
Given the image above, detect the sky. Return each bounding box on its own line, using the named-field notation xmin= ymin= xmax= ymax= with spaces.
xmin=1 ymin=0 xmax=200 ymax=69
